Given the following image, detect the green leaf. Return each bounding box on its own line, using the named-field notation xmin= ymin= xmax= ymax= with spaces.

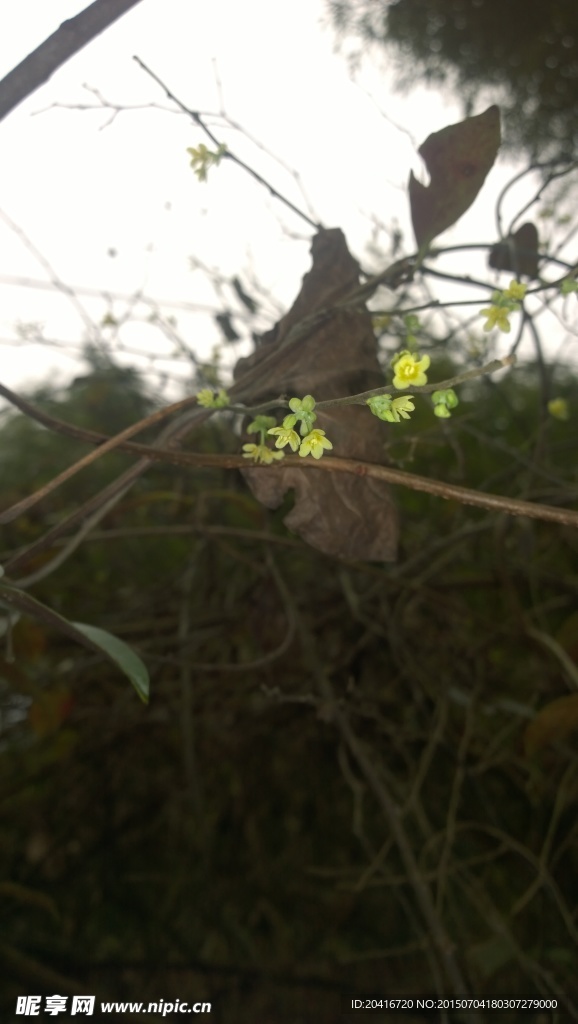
xmin=72 ymin=623 xmax=150 ymax=704
xmin=0 ymin=582 xmax=149 ymax=703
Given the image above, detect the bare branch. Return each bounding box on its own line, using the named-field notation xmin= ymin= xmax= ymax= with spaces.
xmin=0 ymin=0 xmax=145 ymax=123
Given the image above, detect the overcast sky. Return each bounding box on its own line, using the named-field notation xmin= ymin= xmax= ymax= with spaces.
xmin=0 ymin=0 xmax=574 ymax=408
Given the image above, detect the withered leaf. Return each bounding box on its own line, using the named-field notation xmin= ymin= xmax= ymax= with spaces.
xmin=524 ymin=693 xmax=578 ymax=756
xmin=556 ymin=610 xmax=578 ymax=665
xmin=215 ymin=311 xmax=241 ymax=343
xmin=409 ymin=105 xmax=501 ymax=248
xmin=232 ymin=228 xmax=398 ymax=562
xmin=232 ymin=276 xmax=258 ymax=314
xmin=489 ymin=222 xmax=539 ymax=279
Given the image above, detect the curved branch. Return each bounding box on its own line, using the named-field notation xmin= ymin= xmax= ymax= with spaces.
xmin=1 ymin=378 xmax=577 ymax=540
xmin=0 ymin=392 xmax=202 ymax=525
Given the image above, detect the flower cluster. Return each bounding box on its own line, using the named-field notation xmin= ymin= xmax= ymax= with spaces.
xmin=187 ymin=142 xmax=227 ymax=182
xmin=364 ymin=340 xmax=432 ymax=426
xmin=282 ymin=395 xmax=318 ymax=435
xmin=242 ymin=398 xmax=334 ymax=464
xmin=431 ymin=388 xmax=459 ymax=419
xmin=242 ymin=443 xmax=285 ymax=464
xmin=480 ymin=280 xmax=527 ymax=333
xmin=367 ymin=394 xmax=415 ymax=423
xmin=196 ymin=388 xmax=230 ymax=409
xmin=242 ymin=415 xmax=285 ymax=464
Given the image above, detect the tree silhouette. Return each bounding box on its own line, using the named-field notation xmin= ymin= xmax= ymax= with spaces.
xmin=327 ymin=0 xmax=578 ymax=161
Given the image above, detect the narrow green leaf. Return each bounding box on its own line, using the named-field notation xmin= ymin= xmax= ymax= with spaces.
xmin=0 ymin=582 xmax=149 ymax=703
xmin=72 ymin=622 xmax=150 ymax=704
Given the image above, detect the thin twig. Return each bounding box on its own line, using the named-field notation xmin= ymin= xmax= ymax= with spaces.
xmin=316 ymin=356 xmax=516 ymax=408
xmin=133 ymin=56 xmax=322 ymax=233
xmin=0 ymin=209 xmax=97 ymax=341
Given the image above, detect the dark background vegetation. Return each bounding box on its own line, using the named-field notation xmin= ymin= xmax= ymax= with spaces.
xmin=1 ymin=346 xmax=577 ymax=1023
xmin=2 ymin=1 xmax=578 ymax=1022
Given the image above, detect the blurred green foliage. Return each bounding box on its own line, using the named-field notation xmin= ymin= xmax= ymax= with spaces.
xmin=327 ymin=0 xmax=578 ymax=162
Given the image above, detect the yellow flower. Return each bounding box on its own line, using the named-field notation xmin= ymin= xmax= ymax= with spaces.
xmin=391 ymin=352 xmax=430 ymax=390
xmin=196 ymin=387 xmax=229 ymax=408
xmin=480 ymin=305 xmax=512 ymax=333
xmin=298 ymin=429 xmax=333 ymax=460
xmin=242 ymin=444 xmax=284 ymax=464
xmin=504 ymin=280 xmax=527 ymax=301
xmin=547 ymin=398 xmax=570 ymax=421
xmin=197 ymin=388 xmax=215 ymax=407
xmin=386 ymin=396 xmax=415 ymax=422
xmin=187 ymin=142 xmax=227 ymax=182
xmin=268 ymin=426 xmax=300 ymax=451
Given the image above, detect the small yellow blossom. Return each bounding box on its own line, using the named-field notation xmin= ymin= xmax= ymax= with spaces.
xmin=391 ymin=352 xmax=430 ymax=389
xmin=242 ymin=443 xmax=285 ymax=464
xmin=480 ymin=305 xmax=512 ymax=333
xmin=369 ymin=393 xmax=415 ymax=423
xmin=268 ymin=426 xmax=300 ymax=451
xmin=196 ymin=388 xmax=229 ymax=408
xmin=504 ymin=280 xmax=527 ymax=301
xmin=187 ymin=142 xmax=227 ymax=182
xmin=385 ymin=396 xmax=415 ymax=422
xmin=368 ymin=393 xmax=420 ymax=423
xmin=298 ymin=429 xmax=333 ymax=460
xmin=547 ymin=398 xmax=570 ymax=421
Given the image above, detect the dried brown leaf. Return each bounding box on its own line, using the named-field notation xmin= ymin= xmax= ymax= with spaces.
xmin=233 ymin=228 xmax=398 ymax=562
xmin=524 ymin=693 xmax=578 ymax=756
xmin=409 ymin=105 xmax=501 ymax=248
xmin=489 ymin=222 xmax=539 ymax=279
xmin=556 ymin=611 xmax=578 ymax=665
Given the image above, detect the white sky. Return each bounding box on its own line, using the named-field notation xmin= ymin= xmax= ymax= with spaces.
xmin=0 ymin=0 xmax=575 ymax=408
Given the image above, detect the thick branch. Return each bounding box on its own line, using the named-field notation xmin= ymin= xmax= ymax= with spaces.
xmin=1 ymin=382 xmax=577 ymax=539
xmin=0 ymin=0 xmax=144 ymax=123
